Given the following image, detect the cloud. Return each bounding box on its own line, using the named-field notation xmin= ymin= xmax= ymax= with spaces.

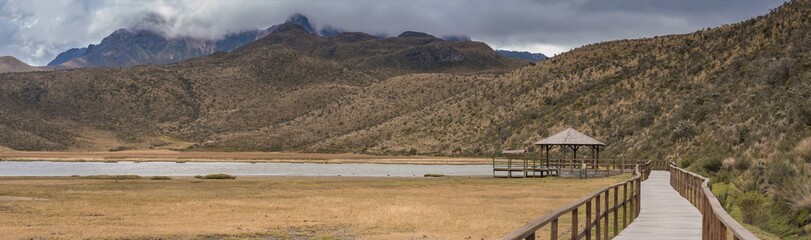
xmin=0 ymin=0 xmax=786 ymax=66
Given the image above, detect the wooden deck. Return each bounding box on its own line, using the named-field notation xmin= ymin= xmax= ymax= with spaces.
xmin=614 ymin=171 xmax=702 ymax=240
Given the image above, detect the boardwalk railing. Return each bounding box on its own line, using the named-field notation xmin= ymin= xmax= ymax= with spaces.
xmin=493 ymin=158 xmax=666 ymax=178
xmin=668 ymin=161 xmax=759 ymax=240
xmin=501 ymin=161 xmax=652 ymax=240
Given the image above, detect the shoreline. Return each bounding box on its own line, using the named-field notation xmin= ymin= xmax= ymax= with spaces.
xmin=0 ymin=150 xmax=491 ymax=165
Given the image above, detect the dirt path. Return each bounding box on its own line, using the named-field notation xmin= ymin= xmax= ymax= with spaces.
xmin=0 ymin=196 xmax=46 ymax=202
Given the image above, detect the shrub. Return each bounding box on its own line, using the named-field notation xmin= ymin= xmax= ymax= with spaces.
xmin=679 ymin=158 xmax=694 ymax=168
xmin=738 ymin=191 xmax=768 ymax=224
xmin=424 ymin=174 xmax=445 ymax=177
xmin=795 ymin=137 xmax=811 ymax=162
xmin=81 ymin=175 xmax=142 ymax=180
xmin=671 ymin=120 xmax=697 ymax=142
xmin=722 ymin=157 xmax=736 ymax=170
xmin=783 ymin=179 xmax=811 ymax=211
xmin=108 ymin=146 xmax=130 ymax=152
xmin=150 ymin=176 xmax=172 ymax=180
xmin=200 ymin=174 xmax=236 ymax=179
xmin=734 ymin=158 xmax=751 ymax=171
xmin=702 ymin=158 xmax=723 ymax=172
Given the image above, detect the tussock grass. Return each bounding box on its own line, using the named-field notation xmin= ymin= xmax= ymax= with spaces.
xmin=108 ymin=146 xmax=130 ymax=152
xmin=197 ymin=174 xmax=236 ymax=179
xmin=0 ymin=175 xmax=628 ymax=239
xmin=795 ymin=137 xmax=811 ymax=162
xmin=80 ymin=175 xmax=142 ymax=180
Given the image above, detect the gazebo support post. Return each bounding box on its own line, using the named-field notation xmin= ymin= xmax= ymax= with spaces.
xmin=532 ymin=128 xmax=606 ymax=179
xmin=545 ymin=145 xmax=550 ymax=170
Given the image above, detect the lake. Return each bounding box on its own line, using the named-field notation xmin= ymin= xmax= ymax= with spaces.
xmin=0 ymin=161 xmax=492 ymax=177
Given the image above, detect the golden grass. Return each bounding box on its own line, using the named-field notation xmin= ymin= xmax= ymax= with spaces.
xmin=0 ymin=175 xmax=630 ymax=239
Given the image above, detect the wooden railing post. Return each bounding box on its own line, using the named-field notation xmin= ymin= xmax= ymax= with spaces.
xmin=620 ymin=159 xmax=625 ymax=173
xmin=603 ymin=191 xmax=609 ymax=240
xmin=630 ymin=179 xmax=635 ymax=221
xmin=622 ymin=183 xmax=628 ymax=228
xmin=636 ymin=178 xmax=641 ymax=217
xmin=613 ymin=186 xmax=619 ymax=237
xmin=596 ymin=194 xmax=601 ymax=240
xmin=551 ymin=219 xmax=558 ymax=240
xmin=586 ymin=199 xmax=592 ymax=240
xmin=571 ymin=208 xmax=578 ymax=240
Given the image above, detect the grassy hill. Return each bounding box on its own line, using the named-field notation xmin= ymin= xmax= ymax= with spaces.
xmin=0 ymin=23 xmax=523 ymax=151
xmin=0 ymin=56 xmax=47 ymax=73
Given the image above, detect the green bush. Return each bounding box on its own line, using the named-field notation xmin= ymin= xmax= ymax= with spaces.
xmin=702 ymin=158 xmax=723 ymax=172
xmin=200 ymin=174 xmax=236 ymax=179
xmin=424 ymin=174 xmax=445 ymax=177
xmin=150 ymin=176 xmax=172 ymax=180
xmin=735 ymin=157 xmax=752 ymax=171
xmin=108 ymin=146 xmax=130 ymax=152
xmin=738 ymin=191 xmax=768 ymax=224
xmin=81 ymin=175 xmax=142 ymax=180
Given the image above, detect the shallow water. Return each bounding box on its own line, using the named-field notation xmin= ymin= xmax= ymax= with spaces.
xmin=0 ymin=161 xmax=491 ymax=177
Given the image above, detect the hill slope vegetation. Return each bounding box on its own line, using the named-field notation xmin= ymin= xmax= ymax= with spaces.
xmin=0 ymin=23 xmax=523 ymax=151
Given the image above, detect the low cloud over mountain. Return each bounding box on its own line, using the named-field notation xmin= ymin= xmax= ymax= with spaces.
xmin=0 ymin=0 xmax=783 ymax=66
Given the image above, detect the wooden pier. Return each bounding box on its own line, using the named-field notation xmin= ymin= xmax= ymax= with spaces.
xmin=492 ymin=158 xmax=663 ymax=178
xmin=614 ymin=171 xmax=702 ymax=239
xmin=500 ymin=161 xmax=760 ymax=240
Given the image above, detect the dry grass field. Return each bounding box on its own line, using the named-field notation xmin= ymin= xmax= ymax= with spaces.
xmin=0 ymin=175 xmax=630 ymax=239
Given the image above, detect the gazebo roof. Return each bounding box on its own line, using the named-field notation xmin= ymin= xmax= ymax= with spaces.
xmin=533 ymin=128 xmax=605 ymax=146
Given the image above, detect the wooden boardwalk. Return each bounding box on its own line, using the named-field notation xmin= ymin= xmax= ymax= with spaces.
xmin=614 ymin=171 xmax=702 ymax=240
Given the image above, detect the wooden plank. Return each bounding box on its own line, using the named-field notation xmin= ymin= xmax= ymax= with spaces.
xmin=614 ymin=171 xmax=702 ymax=240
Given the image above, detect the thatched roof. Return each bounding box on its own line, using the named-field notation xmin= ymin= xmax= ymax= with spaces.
xmin=533 ymin=128 xmax=605 ymax=146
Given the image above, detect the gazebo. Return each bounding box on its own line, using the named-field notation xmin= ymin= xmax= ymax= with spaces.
xmin=534 ymin=128 xmax=605 ymax=170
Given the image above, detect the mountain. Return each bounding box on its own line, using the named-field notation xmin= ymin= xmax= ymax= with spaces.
xmin=0 ymin=22 xmax=524 ymax=152
xmin=441 ymin=35 xmax=472 ymax=42
xmin=496 ymin=50 xmax=548 ymax=62
xmin=47 ymin=14 xmax=318 ymax=68
xmin=0 ymin=56 xmax=48 ymax=73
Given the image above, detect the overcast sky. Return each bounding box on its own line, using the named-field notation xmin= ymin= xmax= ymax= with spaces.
xmin=0 ymin=0 xmax=786 ymax=66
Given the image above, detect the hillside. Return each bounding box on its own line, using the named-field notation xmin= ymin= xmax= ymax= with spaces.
xmin=202 ymin=2 xmax=809 ymax=160
xmin=0 ymin=56 xmax=47 ymax=73
xmin=0 ymin=23 xmax=523 ymax=151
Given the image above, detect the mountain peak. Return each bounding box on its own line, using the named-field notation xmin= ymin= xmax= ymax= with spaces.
xmin=273 ymin=22 xmax=310 ymax=34
xmin=398 ymin=31 xmax=437 ymax=38
xmin=111 ymin=28 xmax=131 ymax=36
xmin=285 ymin=13 xmax=316 ymax=34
